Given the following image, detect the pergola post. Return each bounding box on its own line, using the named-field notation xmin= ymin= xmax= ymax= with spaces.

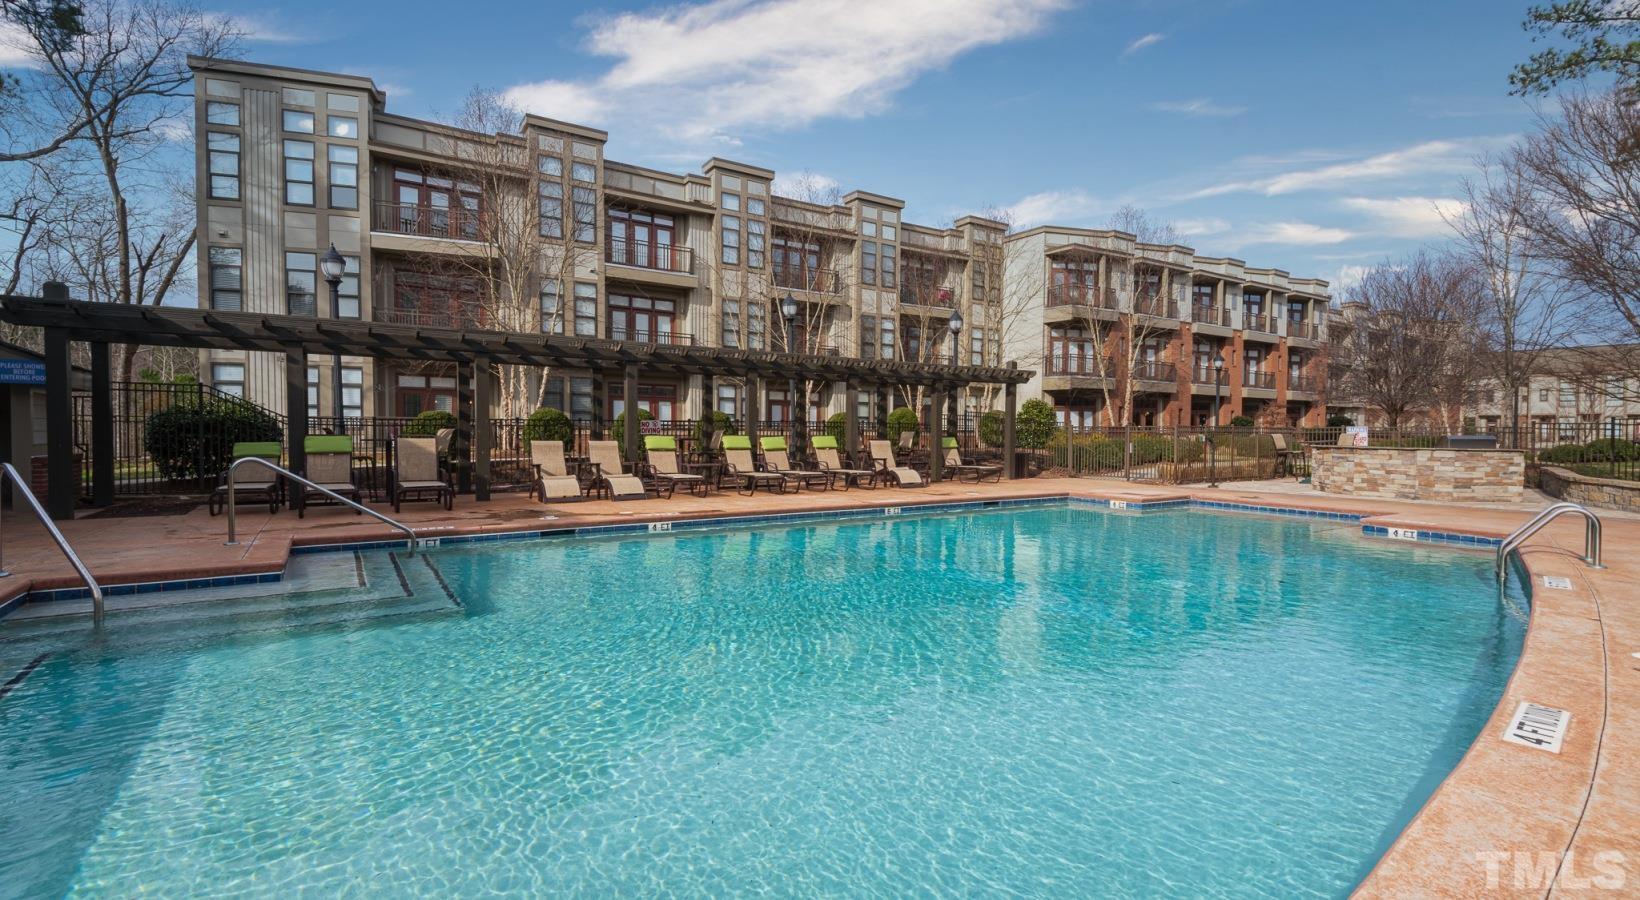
xmin=745 ymin=377 xmax=760 ymax=448
xmin=843 ymin=381 xmax=859 ymax=458
xmin=622 ymin=363 xmax=640 ymax=462
xmin=1003 ymin=366 xmax=1018 ymax=479
xmin=927 ymin=382 xmax=944 ymax=483
xmin=455 ymin=361 xmax=474 ymax=493
xmin=285 ymin=346 xmax=308 ymax=509
xmin=43 ymin=327 xmax=74 ymax=520
xmin=89 ymin=341 xmax=114 ymax=508
xmin=876 ymin=384 xmax=889 ymax=438
xmin=473 ymin=356 xmax=491 ymax=501
xmin=948 ymin=385 xmax=960 ymax=446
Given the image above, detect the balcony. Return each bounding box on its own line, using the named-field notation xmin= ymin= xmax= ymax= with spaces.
xmin=608 ymin=327 xmax=695 ymax=346
xmin=1132 ymin=362 xmax=1175 ymax=382
xmin=773 ymin=266 xmax=841 ymax=295
xmin=1192 ymin=303 xmax=1231 ymax=327
xmin=1133 ymin=294 xmax=1177 ymax=319
xmin=1191 ymin=365 xmax=1227 ymax=386
xmin=605 ymin=238 xmax=694 ymax=274
xmin=378 ymin=302 xmax=487 ymax=330
xmin=374 ymin=201 xmax=483 ymax=242
xmin=1243 ymin=313 xmax=1276 ymax=334
xmin=1047 ymin=284 xmax=1119 ymax=310
xmin=900 ymin=280 xmax=956 ymax=309
xmin=1288 ymin=375 xmax=1318 ymax=393
xmin=1288 ymin=320 xmax=1320 ymax=340
xmin=1244 ymin=370 xmax=1277 ymax=390
xmin=1046 ymin=356 xmax=1113 ymax=376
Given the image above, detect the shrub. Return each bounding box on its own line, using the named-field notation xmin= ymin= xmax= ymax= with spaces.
xmin=1535 ymin=443 xmax=1586 ymax=466
xmin=1229 ymin=415 xmax=1255 ymax=427
xmin=1326 ymin=414 xmax=1354 ymax=427
xmin=1048 ymin=433 xmax=1122 ymax=470
xmin=403 ymin=409 xmax=456 ymax=436
xmin=1015 ymin=399 xmax=1058 ymax=449
xmin=144 ymin=398 xmax=282 ymax=484
xmin=824 ymin=412 xmax=848 ymax=442
xmin=1584 ymin=438 xmax=1640 ymax=462
xmin=695 ymin=409 xmax=732 ymax=446
xmin=612 ymin=406 xmax=654 ymax=433
xmin=523 ymin=407 xmax=572 ymax=448
xmin=978 ymin=410 xmax=1005 ymax=447
xmin=886 ymin=407 xmax=920 ymax=444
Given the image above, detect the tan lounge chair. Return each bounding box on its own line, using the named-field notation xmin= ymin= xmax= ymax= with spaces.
xmin=586 ymin=439 xmax=652 ymax=500
xmin=941 ymin=437 xmax=1002 ymax=483
xmin=644 ymin=435 xmax=708 ymax=497
xmin=723 ymin=435 xmax=795 ymax=495
xmin=208 ymin=441 xmax=285 ymax=516
xmin=299 ymin=435 xmax=364 ymax=517
xmin=392 ymin=435 xmax=454 ymax=512
xmin=530 ymin=439 xmax=587 ymax=502
xmin=759 ymin=436 xmax=832 ymax=491
xmin=869 ymin=440 xmax=925 ymax=488
xmin=811 ymin=435 xmax=876 ymax=489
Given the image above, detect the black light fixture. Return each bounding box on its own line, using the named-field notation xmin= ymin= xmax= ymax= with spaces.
xmin=1209 ymin=355 xmax=1225 ymax=488
xmin=947 ymin=308 xmax=963 ymax=365
xmin=319 ymin=243 xmax=348 ymax=434
xmin=780 ymin=293 xmax=804 ymax=454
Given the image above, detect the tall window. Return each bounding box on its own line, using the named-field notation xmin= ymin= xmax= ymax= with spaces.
xmin=283 ymin=140 xmax=315 ymax=205
xmin=206 ymin=101 xmax=239 ymax=125
xmin=207 ymin=132 xmax=239 ymax=199
xmin=208 ymin=247 xmax=242 ymax=310
xmin=608 ymin=293 xmax=676 ymax=343
xmin=341 ymin=367 xmax=363 ymax=417
xmin=608 ymin=208 xmax=676 ymax=269
xmin=572 ymin=282 xmax=597 ymax=336
xmin=306 ymin=366 xmax=321 ymax=418
xmin=1050 ymin=258 xmax=1099 ymax=302
xmin=722 ymin=299 xmax=741 ymax=347
xmin=860 ymin=315 xmax=876 ymax=359
xmin=569 ymin=376 xmax=594 ymax=420
xmin=327 ymin=146 xmax=358 ymax=209
xmin=1192 ymin=283 xmax=1215 ymax=310
xmin=395 ymin=374 xmax=456 ymax=416
xmin=537 ymin=154 xmax=563 ymax=176
xmin=717 ymin=384 xmax=740 ymax=417
xmin=1243 ymin=291 xmax=1264 ymax=317
xmin=721 ymin=215 xmax=741 ymax=265
xmin=391 ymin=169 xmax=482 ymax=240
xmin=327 ymin=115 xmax=358 ymax=139
xmin=282 ymin=109 xmax=314 ymax=133
xmin=970 ymin=330 xmax=985 ymax=366
xmin=212 ymin=363 xmax=245 ymax=397
xmin=747 ymin=220 xmax=766 ymax=269
xmin=862 ymin=241 xmax=877 ymax=285
xmin=285 ymin=252 xmax=317 ymax=316
xmin=747 ymin=299 xmax=766 ymax=350
xmin=337 ymin=255 xmax=360 ymax=318
xmin=1048 ymin=327 xmax=1096 ymax=374
xmin=538 ymin=181 xmax=564 ymax=238
xmin=571 ymin=187 xmax=597 ymax=242
xmin=774 ymin=236 xmax=824 ymax=291
xmin=540 ymin=282 xmax=563 ymax=334
xmin=879 ymin=318 xmax=895 ymax=360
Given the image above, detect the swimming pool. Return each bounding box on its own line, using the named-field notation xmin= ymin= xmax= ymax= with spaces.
xmin=0 ymin=503 xmax=1525 ymax=897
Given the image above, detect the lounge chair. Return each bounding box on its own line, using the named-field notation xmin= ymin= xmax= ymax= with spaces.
xmin=586 ymin=439 xmax=653 ymax=500
xmin=869 ymin=439 xmax=925 ymax=488
xmin=208 ymin=441 xmax=284 ymax=516
xmin=811 ymin=435 xmax=876 ymax=489
xmin=644 ymin=435 xmax=709 ymax=497
xmin=941 ymin=437 xmax=1002 ymax=483
xmin=723 ymin=435 xmax=795 ymax=495
xmin=897 ymin=431 xmax=915 ymax=451
xmin=299 ymin=435 xmax=364 ymax=517
xmin=392 ymin=435 xmax=454 ymax=512
xmin=1271 ymin=434 xmax=1305 ymax=479
xmin=530 ymin=439 xmax=587 ymax=502
xmin=759 ymin=436 xmax=832 ymax=491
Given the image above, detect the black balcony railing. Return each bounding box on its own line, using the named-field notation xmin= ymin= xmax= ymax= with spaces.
xmin=608 ymin=327 xmax=695 ymax=346
xmin=1244 ymin=370 xmax=1277 ymax=389
xmin=900 ymin=280 xmax=956 ymax=308
xmin=1047 ymin=284 xmax=1119 ymax=309
xmin=378 ymin=303 xmax=487 ymax=329
xmin=1191 ymin=365 xmax=1226 ymax=386
xmin=1192 ymin=303 xmax=1231 ymax=326
xmin=1132 ymin=362 xmax=1176 ymax=382
xmin=774 ymin=266 xmax=841 ymax=294
xmin=1288 ymin=375 xmax=1317 ymax=392
xmin=374 ymin=201 xmax=483 ymax=241
xmin=1288 ymin=320 xmax=1320 ymax=340
xmin=1133 ymin=295 xmax=1177 ymax=319
xmin=1047 ymin=356 xmax=1114 ymax=376
xmin=1243 ymin=313 xmax=1275 ymax=334
xmin=605 ymin=238 xmax=694 ymax=274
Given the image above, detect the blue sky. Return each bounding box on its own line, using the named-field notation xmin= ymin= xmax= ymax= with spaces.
xmin=210 ymin=0 xmax=1545 ymax=293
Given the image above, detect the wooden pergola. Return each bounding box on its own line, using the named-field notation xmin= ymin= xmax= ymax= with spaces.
xmin=2 ymin=287 xmax=1034 ymax=519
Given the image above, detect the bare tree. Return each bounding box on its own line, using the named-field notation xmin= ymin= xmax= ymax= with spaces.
xmin=1328 ymin=252 xmax=1485 ymax=428
xmin=967 ymin=208 xmax=1037 ymax=412
xmin=0 ymin=0 xmax=95 ymax=163
xmin=1071 ymin=205 xmax=1182 ymax=425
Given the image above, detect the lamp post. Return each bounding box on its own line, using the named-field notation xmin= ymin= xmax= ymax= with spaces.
xmin=947 ymin=308 xmax=963 ymax=439
xmin=319 ymin=244 xmax=347 ymax=435
xmin=1210 ymin=355 xmax=1224 ymax=488
xmin=780 ymin=292 xmax=804 ymax=455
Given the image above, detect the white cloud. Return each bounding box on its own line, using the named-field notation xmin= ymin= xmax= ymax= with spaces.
xmin=1331 ymin=264 xmax=1372 ymax=295
xmin=1003 ymin=189 xmax=1100 ymax=227
xmin=1236 ymin=221 xmax=1354 ymax=246
xmin=1122 ymin=32 xmax=1165 ymax=57
xmin=1338 ymin=195 xmax=1466 ymax=239
xmin=503 ymin=0 xmax=1069 ymax=149
xmin=1150 ymin=98 xmax=1247 ymax=118
xmin=204 ymin=12 xmax=307 ymax=44
xmin=1174 ymin=217 xmax=1230 ymax=237
xmin=772 ymin=171 xmax=841 ymax=199
xmin=1191 ymin=137 xmax=1511 ymax=198
xmin=0 ymin=20 xmax=38 ymax=67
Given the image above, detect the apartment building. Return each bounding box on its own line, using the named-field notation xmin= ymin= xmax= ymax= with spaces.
xmin=1464 ymin=346 xmax=1640 ymax=438
xmin=189 ymin=56 xmax=1330 ymax=428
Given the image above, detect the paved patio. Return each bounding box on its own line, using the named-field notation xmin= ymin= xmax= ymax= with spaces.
xmin=1 ymin=475 xmax=1635 ymax=895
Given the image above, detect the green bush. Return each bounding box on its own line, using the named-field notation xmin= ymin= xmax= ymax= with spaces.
xmin=1584 ymin=438 xmax=1640 ymax=462
xmin=1229 ymin=415 xmax=1255 ymax=427
xmin=887 ymin=407 xmax=920 ymax=444
xmin=1015 ymin=399 xmax=1058 ymax=449
xmin=144 ymin=398 xmax=282 ymax=483
xmin=1326 ymin=414 xmax=1354 ymax=427
xmin=1216 ymin=432 xmax=1276 ymax=458
xmin=612 ymin=406 xmax=654 ymax=433
xmin=824 ymin=412 xmax=848 ymax=442
xmin=695 ymin=409 xmax=732 ymax=446
xmin=978 ymin=410 xmax=1005 ymax=447
xmin=523 ymin=407 xmax=572 ymax=448
xmin=1048 ymin=433 xmax=1122 ymax=470
xmin=1536 ymin=443 xmax=1585 ymax=466
xmin=403 ymin=409 xmax=456 ymax=436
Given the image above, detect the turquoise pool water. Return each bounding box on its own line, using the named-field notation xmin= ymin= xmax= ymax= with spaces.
xmin=0 ymin=505 xmax=1525 ymax=897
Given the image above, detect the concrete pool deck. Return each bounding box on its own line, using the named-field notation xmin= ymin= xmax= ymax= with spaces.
xmin=1 ymin=476 xmax=1635 ymax=895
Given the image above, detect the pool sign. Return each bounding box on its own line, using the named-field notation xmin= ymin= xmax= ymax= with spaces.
xmin=1345 ymin=426 xmax=1369 ymax=447
xmin=0 ymin=359 xmax=46 ymax=385
xmin=1109 ymin=500 xmax=1129 ymax=510
xmin=1503 ymin=702 xmax=1568 ymax=754
xmin=1387 ymin=527 xmax=1419 ymax=541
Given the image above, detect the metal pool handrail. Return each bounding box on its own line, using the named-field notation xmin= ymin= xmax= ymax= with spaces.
xmin=224 ymin=457 xmax=419 ymax=554
xmin=1495 ymin=502 xmax=1603 ymax=589
xmin=0 ymin=461 xmax=106 ymax=625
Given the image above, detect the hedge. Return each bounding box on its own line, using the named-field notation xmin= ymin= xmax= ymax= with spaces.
xmin=523 ymin=407 xmax=573 ymax=448
xmin=886 ymin=407 xmax=919 ymax=444
xmin=144 ymin=398 xmax=283 ymax=483
xmin=403 ymin=409 xmax=456 ymax=436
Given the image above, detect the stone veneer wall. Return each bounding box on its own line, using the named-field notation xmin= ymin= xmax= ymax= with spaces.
xmin=1538 ymin=466 xmax=1640 ymax=513
xmin=1313 ymin=447 xmax=1524 ymax=502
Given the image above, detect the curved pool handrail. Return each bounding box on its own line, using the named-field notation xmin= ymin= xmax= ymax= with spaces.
xmin=1495 ymin=502 xmax=1602 ymax=589
xmin=0 ymin=461 xmax=106 ymax=625
xmin=224 ymin=457 xmax=419 ymax=555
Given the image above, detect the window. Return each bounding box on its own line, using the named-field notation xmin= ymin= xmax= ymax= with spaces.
xmin=306 ymin=366 xmax=321 ymax=418
xmin=570 ymin=377 xmax=594 ymax=420
xmin=1048 ymin=327 xmax=1097 ymax=374
xmin=1539 ymin=388 xmax=1551 ymax=403
xmin=341 ymin=367 xmax=363 ymax=417
xmin=721 ymin=191 xmax=740 ymax=211
xmin=327 ymin=145 xmax=358 ymax=209
xmin=328 ymin=93 xmax=360 ymax=112
xmin=573 ymin=282 xmax=597 ymax=336
xmin=862 ymin=241 xmax=877 ymax=285
xmin=212 ymin=363 xmax=245 ymax=397
xmin=881 ymin=224 xmax=896 ymax=241
xmin=571 ymin=186 xmax=597 ymax=242
xmin=206 ymin=101 xmax=239 ymax=125
xmin=608 ymin=293 xmax=677 ymax=342
xmin=607 ymin=208 xmax=677 ymax=269
xmin=571 ymin=161 xmax=596 ymax=183
xmin=717 ymin=384 xmax=740 ymax=417
xmin=747 ymin=299 xmax=766 ymax=349
xmin=537 ymin=154 xmax=563 ymax=176
xmin=540 ymin=282 xmax=563 ymax=334
xmin=747 ymin=220 xmax=766 ymax=269
xmin=538 ymin=181 xmax=564 ymax=238
xmin=390 ymin=169 xmax=482 ymax=239
xmin=395 ymin=374 xmax=456 ymax=416
xmin=208 ymin=247 xmax=242 ymax=310
xmin=282 ymin=87 xmax=315 ymax=107
xmin=722 ymin=299 xmax=740 ymax=348
xmin=285 ymin=252 xmax=317 ymax=316
xmin=337 ymin=255 xmax=360 ymax=318
xmin=880 ymin=244 xmax=895 ymax=283
xmin=970 ymin=330 xmax=985 ymax=365
xmin=747 ymin=197 xmax=765 ymax=216
xmin=284 ymin=140 xmax=315 ymax=205
xmin=327 ymin=116 xmax=358 ymax=139
xmin=721 ymin=215 xmax=740 ymax=265
xmin=1559 ymin=382 xmax=1576 ymax=405
xmin=282 ymin=109 xmax=314 ymax=133
xmin=207 ymin=132 xmax=240 ymax=199
xmin=879 ymin=318 xmax=895 ymax=360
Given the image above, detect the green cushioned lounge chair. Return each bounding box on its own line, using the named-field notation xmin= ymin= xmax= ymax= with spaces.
xmin=300 ymin=435 xmax=364 ymax=516
xmin=644 ymin=435 xmax=708 ymax=498
xmin=208 ymin=441 xmax=285 ymax=516
xmin=811 ymin=435 xmax=876 ymax=490
xmin=759 ymin=436 xmax=831 ymax=491
xmin=723 ymin=435 xmax=794 ymax=496
xmin=941 ymin=437 xmax=1002 ymax=483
